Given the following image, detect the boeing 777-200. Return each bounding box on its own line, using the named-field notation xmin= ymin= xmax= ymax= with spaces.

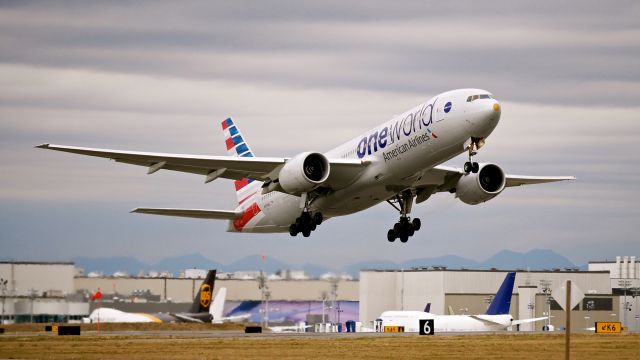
xmin=38 ymin=89 xmax=574 ymax=242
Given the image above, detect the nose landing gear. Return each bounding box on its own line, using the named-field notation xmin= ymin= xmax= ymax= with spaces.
xmin=386 ymin=190 xmax=421 ymax=243
xmin=464 ymin=137 xmax=484 ymax=174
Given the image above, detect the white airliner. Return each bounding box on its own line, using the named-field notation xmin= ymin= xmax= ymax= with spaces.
xmin=377 ymin=272 xmax=548 ymax=332
xmin=38 ymin=89 xmax=574 ymax=242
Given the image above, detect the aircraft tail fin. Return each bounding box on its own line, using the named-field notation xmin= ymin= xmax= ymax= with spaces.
xmin=220 ymin=118 xmax=262 ymax=204
xmin=189 ymin=270 xmax=216 ymax=313
xmin=485 ymin=272 xmax=516 ymax=315
xmin=424 ymin=302 xmax=431 ymax=313
xmin=210 ymin=287 xmax=227 ymax=321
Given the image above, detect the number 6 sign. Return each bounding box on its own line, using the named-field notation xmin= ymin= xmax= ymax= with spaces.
xmin=419 ymin=319 xmax=434 ymax=335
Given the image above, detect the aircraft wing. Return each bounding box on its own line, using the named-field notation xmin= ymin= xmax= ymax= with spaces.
xmin=131 ymin=208 xmax=241 ymax=219
xmin=36 ymin=144 xmax=366 ymax=189
xmin=415 ymin=164 xmax=575 ymax=197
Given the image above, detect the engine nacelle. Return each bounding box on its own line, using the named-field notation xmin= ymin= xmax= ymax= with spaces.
xmin=456 ymin=163 xmax=506 ymax=205
xmin=279 ymin=152 xmax=330 ymax=194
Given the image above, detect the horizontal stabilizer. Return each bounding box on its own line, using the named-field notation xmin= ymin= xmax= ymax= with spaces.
xmin=511 ymin=316 xmax=549 ymax=326
xmin=469 ymin=315 xmax=504 ymax=326
xmin=171 ymin=313 xmax=205 ymax=323
xmin=131 ymin=208 xmax=241 ymax=220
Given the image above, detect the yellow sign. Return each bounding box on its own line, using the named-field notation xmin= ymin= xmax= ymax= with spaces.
xmin=199 ymin=284 xmax=212 ymax=308
xmin=52 ymin=325 xmax=58 ymax=333
xmin=383 ymin=326 xmax=405 ymax=333
xmin=595 ymin=322 xmax=621 ymax=333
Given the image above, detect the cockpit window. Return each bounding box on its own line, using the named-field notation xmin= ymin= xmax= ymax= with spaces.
xmin=466 ymin=94 xmax=493 ymax=102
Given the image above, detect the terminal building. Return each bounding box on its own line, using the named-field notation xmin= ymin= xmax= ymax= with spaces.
xmin=2 ymin=256 xmax=639 ymax=331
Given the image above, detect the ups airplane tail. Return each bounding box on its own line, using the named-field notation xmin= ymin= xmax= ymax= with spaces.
xmin=189 ymin=270 xmax=216 ymax=313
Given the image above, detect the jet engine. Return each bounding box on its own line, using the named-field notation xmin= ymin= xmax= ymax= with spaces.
xmin=279 ymin=152 xmax=330 ymax=194
xmin=456 ymin=163 xmax=506 ymax=205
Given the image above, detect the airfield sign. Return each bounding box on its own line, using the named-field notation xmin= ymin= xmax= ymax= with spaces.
xmin=595 ymin=322 xmax=621 ymax=333
xmin=552 ymin=281 xmax=585 ymax=311
xmin=419 ymin=319 xmax=435 ymax=335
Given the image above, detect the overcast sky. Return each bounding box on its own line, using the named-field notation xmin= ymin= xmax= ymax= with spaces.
xmin=1 ymin=1 xmax=638 ymax=271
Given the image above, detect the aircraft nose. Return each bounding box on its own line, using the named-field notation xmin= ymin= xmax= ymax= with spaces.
xmin=469 ymin=100 xmax=501 ymax=137
xmin=492 ymin=101 xmax=501 ymax=114
xmin=482 ymin=100 xmax=501 ymax=122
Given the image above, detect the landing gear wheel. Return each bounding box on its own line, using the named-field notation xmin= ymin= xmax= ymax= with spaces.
xmin=385 ymin=189 xmax=419 ymax=244
xmin=472 ymin=162 xmax=479 ymax=173
xmin=387 ymin=229 xmax=396 ymax=242
xmin=313 ymin=212 xmax=323 ymax=225
xmin=302 ymin=229 xmax=311 ymax=237
xmin=464 ymin=162 xmax=472 ymax=174
xmin=289 ymin=224 xmax=298 ymax=237
xmin=407 ymin=224 xmax=415 ymax=237
xmin=412 ymin=218 xmax=421 ymax=231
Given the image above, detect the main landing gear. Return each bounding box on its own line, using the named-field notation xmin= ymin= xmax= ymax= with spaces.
xmin=464 ymin=137 xmax=484 ymax=174
xmin=289 ymin=193 xmax=323 ymax=238
xmin=289 ymin=211 xmax=323 ymax=238
xmin=386 ymin=190 xmax=421 ymax=243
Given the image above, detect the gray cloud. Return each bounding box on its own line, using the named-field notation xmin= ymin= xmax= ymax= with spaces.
xmin=0 ymin=1 xmax=639 ymax=269
xmin=1 ymin=1 xmax=638 ymax=106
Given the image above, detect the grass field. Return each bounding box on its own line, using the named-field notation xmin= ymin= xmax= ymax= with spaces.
xmin=1 ymin=324 xmax=638 ymax=359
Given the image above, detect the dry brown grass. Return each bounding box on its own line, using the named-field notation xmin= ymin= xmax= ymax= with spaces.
xmin=0 ymin=327 xmax=638 ymax=360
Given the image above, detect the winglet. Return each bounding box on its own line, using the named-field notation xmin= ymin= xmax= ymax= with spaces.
xmin=486 ymin=272 xmax=516 ymax=315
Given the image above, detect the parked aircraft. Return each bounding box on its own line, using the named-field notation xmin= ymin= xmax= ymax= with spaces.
xmin=377 ymin=272 xmax=547 ymax=332
xmin=209 ymin=287 xmax=251 ymax=323
xmin=38 ymin=89 xmax=574 ymax=242
xmin=86 ymin=270 xmax=216 ymax=323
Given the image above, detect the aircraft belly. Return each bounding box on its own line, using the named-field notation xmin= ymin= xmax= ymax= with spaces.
xmin=240 ymin=192 xmax=299 ymax=232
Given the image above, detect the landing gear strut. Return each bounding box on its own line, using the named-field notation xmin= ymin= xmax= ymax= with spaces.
xmin=464 ymin=138 xmax=483 ymax=174
xmin=289 ymin=193 xmax=323 ymax=237
xmin=386 ymin=190 xmax=421 ymax=243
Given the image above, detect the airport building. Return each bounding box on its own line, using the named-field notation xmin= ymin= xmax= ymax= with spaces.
xmin=0 ymin=261 xmax=88 ymax=324
xmin=588 ymin=256 xmax=640 ymax=332
xmin=359 ymin=268 xmax=622 ymax=331
xmin=2 ymin=257 xmax=639 ymax=331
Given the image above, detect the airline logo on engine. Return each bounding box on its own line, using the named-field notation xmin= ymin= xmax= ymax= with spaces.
xmin=356 ymin=98 xmax=438 ymax=160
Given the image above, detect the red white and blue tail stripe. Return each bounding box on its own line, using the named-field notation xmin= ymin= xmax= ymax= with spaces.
xmin=221 ymin=118 xmax=262 ymax=207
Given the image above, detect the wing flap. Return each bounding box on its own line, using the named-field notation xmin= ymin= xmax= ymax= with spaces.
xmin=131 ymin=208 xmax=241 ymax=220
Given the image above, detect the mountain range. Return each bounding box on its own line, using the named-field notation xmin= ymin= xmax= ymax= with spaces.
xmin=73 ymin=248 xmax=581 ymax=278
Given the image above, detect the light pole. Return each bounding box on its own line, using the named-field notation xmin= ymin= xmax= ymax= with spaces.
xmin=585 ymin=300 xmax=594 ymax=331
xmin=584 ymin=316 xmax=591 ymax=331
xmin=619 ymin=279 xmax=632 ymax=329
xmin=29 ymin=289 xmax=37 ymax=324
xmin=257 ymin=271 xmax=270 ymax=328
xmin=0 ymin=278 xmax=7 ymax=325
xmin=540 ymin=279 xmax=553 ymax=328
xmin=528 ymin=303 xmax=535 ymax=331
